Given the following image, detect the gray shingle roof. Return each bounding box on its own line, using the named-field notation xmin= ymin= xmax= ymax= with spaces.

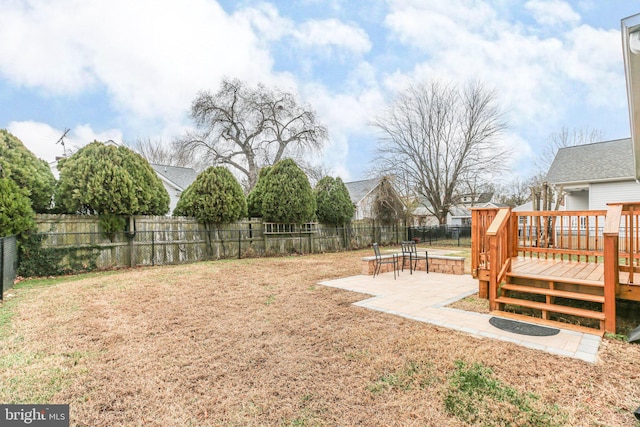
xmin=150 ymin=164 xmax=197 ymax=190
xmin=343 ymin=178 xmax=380 ymax=204
xmin=545 ymin=138 xmax=633 ymax=184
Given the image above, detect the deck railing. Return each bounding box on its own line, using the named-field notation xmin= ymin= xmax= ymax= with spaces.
xmin=616 ymin=204 xmax=640 ymax=282
xmin=514 ymin=210 xmax=607 ymax=261
xmin=485 ymin=208 xmax=513 ymax=311
xmin=603 ymin=204 xmax=622 ymax=333
xmin=473 ymin=203 xmax=640 ymax=333
xmin=471 ymin=207 xmax=499 ymax=278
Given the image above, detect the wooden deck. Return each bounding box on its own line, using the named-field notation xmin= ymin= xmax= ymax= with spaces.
xmin=511 ymin=257 xmax=605 ymax=284
xmin=473 ymin=205 xmax=640 ymax=333
xmin=511 ymin=257 xmax=637 ymax=289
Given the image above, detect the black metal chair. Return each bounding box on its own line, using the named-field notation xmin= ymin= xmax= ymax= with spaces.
xmin=401 ymin=240 xmax=429 ymax=274
xmin=373 ymin=243 xmax=398 ymax=279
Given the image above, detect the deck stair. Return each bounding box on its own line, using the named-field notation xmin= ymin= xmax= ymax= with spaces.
xmin=472 ymin=204 xmax=640 ymax=335
xmin=492 ymin=264 xmax=606 ymax=334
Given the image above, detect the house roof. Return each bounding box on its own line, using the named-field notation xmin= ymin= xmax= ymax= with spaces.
xmin=513 ymin=201 xmax=533 ymax=211
xmin=150 ymin=164 xmax=197 ymax=191
xmin=476 ymin=192 xmax=494 ymax=204
xmin=412 ymin=197 xmax=434 ymax=216
xmin=546 ymin=138 xmax=634 ymax=185
xmin=343 ymin=178 xmax=381 ymax=204
xmin=449 ymin=205 xmax=471 ymax=218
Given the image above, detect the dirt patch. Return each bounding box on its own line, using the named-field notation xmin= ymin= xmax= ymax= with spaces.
xmin=1 ymin=250 xmax=640 ymax=426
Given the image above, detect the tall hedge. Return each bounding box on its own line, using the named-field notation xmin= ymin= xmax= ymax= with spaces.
xmin=0 ymin=177 xmax=35 ymax=238
xmin=173 ymin=166 xmax=247 ymax=224
xmin=56 ymin=141 xmax=170 ymax=216
xmin=0 ymin=129 xmax=55 ymax=212
xmin=261 ymin=159 xmax=315 ymax=223
xmin=246 ymin=166 xmax=271 ymax=218
xmin=315 ymin=176 xmax=355 ymax=225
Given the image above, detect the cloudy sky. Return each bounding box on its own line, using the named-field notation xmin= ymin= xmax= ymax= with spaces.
xmin=1 ymin=0 xmax=638 ymax=181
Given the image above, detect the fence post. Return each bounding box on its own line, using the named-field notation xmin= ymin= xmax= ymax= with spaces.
xmin=238 ymin=229 xmax=242 ymax=259
xmin=151 ymin=231 xmax=155 ymax=266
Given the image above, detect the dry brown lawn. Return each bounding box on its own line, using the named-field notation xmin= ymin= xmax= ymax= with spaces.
xmin=1 ymin=250 xmax=640 ymax=426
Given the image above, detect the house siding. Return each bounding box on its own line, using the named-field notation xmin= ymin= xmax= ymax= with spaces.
xmin=565 ymin=191 xmax=589 ymax=210
xmin=590 ymin=180 xmax=640 ymax=209
xmin=166 ymin=186 xmax=182 ymax=215
xmin=355 ymin=192 xmax=376 ymax=220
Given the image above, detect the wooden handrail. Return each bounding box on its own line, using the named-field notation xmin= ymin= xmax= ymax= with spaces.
xmin=487 ymin=208 xmax=512 ymax=311
xmin=603 ymin=204 xmax=623 ymax=334
xmin=603 ymin=204 xmax=622 ymax=235
xmin=471 ymin=208 xmax=499 ymax=279
xmin=486 ymin=208 xmax=510 ymax=236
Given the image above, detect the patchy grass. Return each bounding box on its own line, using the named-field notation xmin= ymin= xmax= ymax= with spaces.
xmin=445 ymin=360 xmax=567 ymax=426
xmin=1 ymin=251 xmax=640 ymax=425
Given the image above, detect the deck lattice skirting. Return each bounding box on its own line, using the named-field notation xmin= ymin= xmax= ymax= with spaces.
xmin=361 ymin=254 xmax=465 ymax=275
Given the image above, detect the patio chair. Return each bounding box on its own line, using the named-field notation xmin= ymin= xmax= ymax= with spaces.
xmin=400 ymin=240 xmax=429 ymax=274
xmin=373 ymin=243 xmax=398 ymax=279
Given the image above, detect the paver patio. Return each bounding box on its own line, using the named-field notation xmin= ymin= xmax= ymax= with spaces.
xmin=319 ymin=271 xmax=601 ymax=363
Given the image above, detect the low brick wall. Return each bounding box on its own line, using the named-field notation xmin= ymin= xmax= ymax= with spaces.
xmin=362 ymin=254 xmax=465 ymax=275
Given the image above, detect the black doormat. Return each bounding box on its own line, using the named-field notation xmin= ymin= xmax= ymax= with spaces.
xmin=489 ymin=317 xmax=560 ymax=336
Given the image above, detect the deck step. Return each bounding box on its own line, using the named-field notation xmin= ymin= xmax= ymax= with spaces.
xmin=500 ymin=283 xmax=605 ymax=303
xmin=506 ymin=272 xmax=603 ymax=288
xmin=489 ymin=311 xmax=604 ymax=336
xmin=495 ymin=296 xmax=606 ymax=320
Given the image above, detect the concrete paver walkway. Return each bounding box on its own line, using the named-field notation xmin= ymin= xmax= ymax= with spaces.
xmin=319 ymin=271 xmax=600 ymax=363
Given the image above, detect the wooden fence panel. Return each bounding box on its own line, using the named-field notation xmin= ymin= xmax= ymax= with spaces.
xmin=33 ymin=215 xmax=408 ymax=271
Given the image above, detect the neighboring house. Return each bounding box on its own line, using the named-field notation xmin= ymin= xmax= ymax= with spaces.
xmin=411 ymin=192 xmax=503 ymax=227
xmin=150 ymin=164 xmax=197 ymax=215
xmin=411 ymin=198 xmax=440 ymax=226
xmin=513 ymin=201 xmax=534 ymax=212
xmin=546 ymin=138 xmax=640 ymax=210
xmin=455 ymin=192 xmax=496 ymax=206
xmin=343 ymin=177 xmax=406 ymax=221
xmin=447 ymin=192 xmax=502 ymax=226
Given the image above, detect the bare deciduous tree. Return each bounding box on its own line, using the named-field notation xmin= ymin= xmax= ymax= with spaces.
xmin=533 ymin=126 xmax=604 ymax=210
xmin=133 ymin=138 xmax=198 ymax=168
xmin=372 ymin=80 xmax=509 ymax=224
xmin=535 ymin=127 xmax=604 ymax=174
xmin=494 ymin=177 xmax=533 ymax=208
xmin=176 ymin=78 xmax=328 ymax=191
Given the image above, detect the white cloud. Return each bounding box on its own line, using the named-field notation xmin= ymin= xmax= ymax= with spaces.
xmin=294 ymin=19 xmax=372 ymax=53
xmin=382 ymin=0 xmax=626 ymax=143
xmin=560 ymin=25 xmax=624 ymax=107
xmin=7 ymin=121 xmax=123 ymax=163
xmin=0 ymin=0 xmax=275 ymax=124
xmin=238 ymin=4 xmax=371 ymax=54
xmin=300 ymin=68 xmax=385 ymax=181
xmin=525 ymin=0 xmax=581 ymax=27
xmin=0 ymin=1 xmax=370 ymax=150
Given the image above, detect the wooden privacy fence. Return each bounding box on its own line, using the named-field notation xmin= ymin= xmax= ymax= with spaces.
xmin=33 ymin=215 xmax=408 ymax=271
xmin=0 ymin=236 xmax=17 ymax=300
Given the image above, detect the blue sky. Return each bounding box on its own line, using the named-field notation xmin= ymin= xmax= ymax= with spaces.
xmin=1 ymin=0 xmax=639 ymax=182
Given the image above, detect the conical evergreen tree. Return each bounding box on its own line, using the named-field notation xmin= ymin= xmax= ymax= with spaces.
xmin=56 ymin=141 xmax=170 ymax=216
xmin=0 ymin=129 xmax=55 ymax=212
xmin=261 ymin=159 xmax=315 ymax=223
xmin=315 ymin=176 xmax=355 ymax=225
xmin=174 ymin=166 xmax=246 ymax=225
